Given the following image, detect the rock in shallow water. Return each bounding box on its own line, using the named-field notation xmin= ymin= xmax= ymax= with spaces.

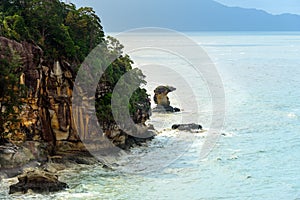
xmin=152 ymin=105 xmax=181 ymax=113
xmin=9 ymin=170 xmax=68 ymax=194
xmin=171 ymin=123 xmax=202 ymax=131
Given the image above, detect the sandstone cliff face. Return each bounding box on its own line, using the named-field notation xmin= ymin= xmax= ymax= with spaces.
xmin=0 ymin=37 xmax=77 ymax=148
xmin=0 ymin=37 xmax=152 ymax=161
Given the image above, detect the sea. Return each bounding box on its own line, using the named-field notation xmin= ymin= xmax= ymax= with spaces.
xmin=1 ymin=32 xmax=300 ymax=200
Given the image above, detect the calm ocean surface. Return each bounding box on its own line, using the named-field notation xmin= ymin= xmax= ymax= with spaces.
xmin=1 ymin=32 xmax=300 ymax=199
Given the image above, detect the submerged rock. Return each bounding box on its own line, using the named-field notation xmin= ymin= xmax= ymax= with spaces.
xmin=153 ymin=86 xmax=180 ymax=112
xmin=171 ymin=123 xmax=202 ymax=131
xmin=9 ymin=170 xmax=68 ymax=194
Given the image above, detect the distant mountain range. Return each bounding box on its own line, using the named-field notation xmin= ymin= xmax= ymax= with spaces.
xmin=92 ymin=0 xmax=300 ymax=32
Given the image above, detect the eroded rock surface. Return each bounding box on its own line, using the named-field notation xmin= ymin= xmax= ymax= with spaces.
xmin=153 ymin=86 xmax=180 ymax=112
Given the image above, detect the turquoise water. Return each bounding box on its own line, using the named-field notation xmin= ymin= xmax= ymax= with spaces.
xmin=1 ymin=32 xmax=300 ymax=199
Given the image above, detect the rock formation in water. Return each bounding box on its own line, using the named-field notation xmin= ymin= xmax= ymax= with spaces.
xmin=153 ymin=86 xmax=180 ymax=112
xmin=9 ymin=170 xmax=68 ymax=194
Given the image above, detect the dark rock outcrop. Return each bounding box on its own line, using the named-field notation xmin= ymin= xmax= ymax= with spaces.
xmin=9 ymin=170 xmax=68 ymax=194
xmin=171 ymin=123 xmax=202 ymax=131
xmin=153 ymin=86 xmax=180 ymax=112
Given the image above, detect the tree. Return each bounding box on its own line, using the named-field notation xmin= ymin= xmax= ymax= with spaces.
xmin=65 ymin=5 xmax=104 ymax=62
xmin=0 ymin=0 xmax=105 ymax=67
xmin=95 ymin=37 xmax=150 ymax=130
xmin=2 ymin=14 xmax=29 ymax=41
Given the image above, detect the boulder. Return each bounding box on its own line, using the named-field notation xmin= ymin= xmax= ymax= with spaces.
xmin=171 ymin=123 xmax=202 ymax=131
xmin=9 ymin=170 xmax=68 ymax=194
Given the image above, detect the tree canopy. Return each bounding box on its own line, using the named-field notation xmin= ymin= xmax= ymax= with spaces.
xmin=0 ymin=0 xmax=104 ymax=66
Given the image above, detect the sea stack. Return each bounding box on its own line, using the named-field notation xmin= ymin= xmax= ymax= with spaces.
xmin=153 ymin=86 xmax=180 ymax=112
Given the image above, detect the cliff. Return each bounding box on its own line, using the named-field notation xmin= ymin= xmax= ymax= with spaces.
xmin=0 ymin=36 xmax=153 ymax=171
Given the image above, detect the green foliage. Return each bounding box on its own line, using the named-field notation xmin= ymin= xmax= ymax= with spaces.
xmin=0 ymin=0 xmax=104 ymax=68
xmin=65 ymin=6 xmax=104 ymax=61
xmin=2 ymin=14 xmax=29 ymax=41
xmin=95 ymin=40 xmax=150 ymax=128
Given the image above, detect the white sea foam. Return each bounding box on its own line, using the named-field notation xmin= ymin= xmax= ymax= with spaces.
xmin=287 ymin=112 xmax=297 ymax=118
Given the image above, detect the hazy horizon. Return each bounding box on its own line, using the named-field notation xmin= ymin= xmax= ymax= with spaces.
xmin=70 ymin=0 xmax=300 ymax=32
xmin=71 ymin=0 xmax=300 ymax=16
